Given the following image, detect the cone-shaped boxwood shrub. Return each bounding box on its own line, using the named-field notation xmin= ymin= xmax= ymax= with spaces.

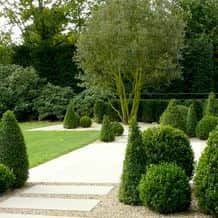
xmin=160 ymin=100 xmax=188 ymax=132
xmin=100 ymin=115 xmax=114 ymax=142
xmin=142 ymin=126 xmax=194 ymax=178
xmin=195 ymin=116 xmax=218 ymax=140
xmin=205 ymin=92 xmax=218 ymax=116
xmin=94 ymin=100 xmax=105 ymax=123
xmin=111 ymin=122 xmax=124 ymax=136
xmin=139 ymin=163 xmax=191 ymax=214
xmin=80 ymin=116 xmax=92 ymax=128
xmin=64 ymin=102 xmax=80 ymax=129
xmin=186 ymin=102 xmax=198 ymax=137
xmin=194 ymin=130 xmax=218 ymax=216
xmin=119 ymin=119 xmax=146 ymax=205
xmin=0 ymin=164 xmax=15 ymax=193
xmin=0 ymin=111 xmax=29 ymax=188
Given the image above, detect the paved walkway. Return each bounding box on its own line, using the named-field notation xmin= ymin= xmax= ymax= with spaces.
xmin=0 ymin=123 xmax=207 ymax=217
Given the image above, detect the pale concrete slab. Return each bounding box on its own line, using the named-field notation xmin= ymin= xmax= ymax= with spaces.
xmin=190 ymin=138 xmax=206 ymax=162
xmin=28 ymin=123 xmax=101 ymax=132
xmin=0 ymin=197 xmax=99 ymax=212
xmin=0 ymin=214 xmax=78 ymax=218
xmin=28 ymin=122 xmax=205 ymax=184
xmin=28 ymin=123 xmax=155 ymax=184
xmin=22 ymin=185 xmax=113 ymax=195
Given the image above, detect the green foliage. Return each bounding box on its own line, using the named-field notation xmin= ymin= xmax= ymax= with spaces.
xmin=166 ymin=0 xmax=218 ymax=93
xmin=0 ymin=111 xmax=29 ymax=187
xmin=186 ymin=102 xmax=198 ymax=137
xmin=119 ymin=119 xmax=146 ymax=205
xmin=64 ymin=103 xmax=80 ymax=129
xmin=0 ymin=164 xmax=15 ymax=193
xmin=94 ymin=100 xmax=105 ymax=123
xmin=142 ymin=126 xmax=194 ymax=178
xmin=196 ymin=116 xmax=218 ymax=140
xmin=160 ymin=100 xmax=188 ymax=132
xmin=139 ymin=163 xmax=191 ymax=214
xmin=80 ymin=116 xmax=92 ymax=128
xmin=111 ymin=122 xmax=124 ymax=136
xmin=72 ymin=90 xmax=96 ymax=117
xmin=13 ymin=44 xmax=81 ymax=89
xmin=194 ymin=130 xmax=218 ymax=216
xmin=0 ymin=33 xmax=13 ymax=64
xmin=205 ymin=92 xmax=218 ymax=116
xmin=138 ymin=100 xmax=169 ymax=123
xmin=100 ymin=116 xmax=115 ymax=142
xmin=77 ymin=0 xmax=185 ymax=123
xmin=0 ymin=65 xmax=43 ymax=120
xmin=34 ymin=83 xmax=74 ymax=121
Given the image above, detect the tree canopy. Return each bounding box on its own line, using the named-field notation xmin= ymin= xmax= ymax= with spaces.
xmin=77 ymin=0 xmax=185 ymax=123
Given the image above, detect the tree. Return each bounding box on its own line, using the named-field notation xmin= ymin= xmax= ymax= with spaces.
xmin=119 ymin=119 xmax=145 ymax=205
xmin=167 ymin=0 xmax=218 ymax=94
xmin=77 ymin=0 xmax=185 ymax=123
xmin=0 ymin=0 xmax=102 ymax=89
xmin=0 ymin=111 xmax=29 ymax=187
xmin=0 ymin=32 xmax=13 ymax=64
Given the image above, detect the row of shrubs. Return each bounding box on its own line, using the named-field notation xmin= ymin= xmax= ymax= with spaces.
xmin=1 ymin=64 xmax=216 ymax=125
xmin=100 ymin=116 xmax=124 ymax=142
xmin=119 ymin=121 xmax=217 ymax=216
xmin=160 ymin=92 xmax=218 ymax=139
xmin=0 ymin=65 xmax=74 ymax=121
xmin=0 ymin=110 xmax=29 ymax=193
xmin=64 ymin=102 xmax=92 ymax=129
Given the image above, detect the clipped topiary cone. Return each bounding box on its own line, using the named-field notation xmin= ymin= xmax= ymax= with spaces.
xmin=0 ymin=110 xmax=29 ymax=188
xmin=186 ymin=102 xmax=198 ymax=137
xmin=100 ymin=115 xmax=114 ymax=142
xmin=64 ymin=102 xmax=80 ymax=129
xmin=119 ymin=118 xmax=146 ymax=205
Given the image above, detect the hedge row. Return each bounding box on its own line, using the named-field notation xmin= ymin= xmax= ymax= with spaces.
xmin=94 ymin=99 xmax=206 ymax=124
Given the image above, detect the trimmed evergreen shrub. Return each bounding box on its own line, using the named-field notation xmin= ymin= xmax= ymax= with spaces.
xmin=160 ymin=100 xmax=188 ymax=132
xmin=186 ymin=102 xmax=198 ymax=137
xmin=64 ymin=102 xmax=80 ymax=129
xmin=195 ymin=115 xmax=218 ymax=140
xmin=80 ymin=116 xmax=92 ymax=128
xmin=194 ymin=130 xmax=218 ymax=216
xmin=205 ymin=92 xmax=218 ymax=116
xmin=94 ymin=100 xmax=105 ymax=123
xmin=142 ymin=126 xmax=194 ymax=177
xmin=111 ymin=122 xmax=124 ymax=136
xmin=139 ymin=163 xmax=191 ymax=214
xmin=0 ymin=110 xmax=29 ymax=187
xmin=119 ymin=119 xmax=146 ymax=205
xmin=100 ymin=115 xmax=114 ymax=142
xmin=0 ymin=164 xmax=15 ymax=193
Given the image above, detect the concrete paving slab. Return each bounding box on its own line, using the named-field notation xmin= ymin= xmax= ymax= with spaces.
xmin=0 ymin=197 xmax=99 ymax=212
xmin=28 ymin=122 xmax=206 ymax=184
xmin=22 ymin=185 xmax=113 ymax=195
xmin=0 ymin=214 xmax=78 ymax=218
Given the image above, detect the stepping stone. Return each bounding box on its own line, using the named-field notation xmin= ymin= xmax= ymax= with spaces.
xmin=22 ymin=185 xmax=113 ymax=196
xmin=0 ymin=197 xmax=99 ymax=212
xmin=0 ymin=214 xmax=78 ymax=218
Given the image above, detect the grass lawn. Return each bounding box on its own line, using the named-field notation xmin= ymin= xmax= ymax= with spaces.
xmin=19 ymin=122 xmax=99 ymax=168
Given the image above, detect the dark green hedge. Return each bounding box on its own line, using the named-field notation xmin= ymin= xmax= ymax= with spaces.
xmin=194 ymin=130 xmax=218 ymax=216
xmin=138 ymin=99 xmax=204 ymax=123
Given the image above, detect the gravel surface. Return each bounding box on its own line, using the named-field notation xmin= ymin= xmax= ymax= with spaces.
xmin=0 ymin=184 xmax=211 ymax=218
